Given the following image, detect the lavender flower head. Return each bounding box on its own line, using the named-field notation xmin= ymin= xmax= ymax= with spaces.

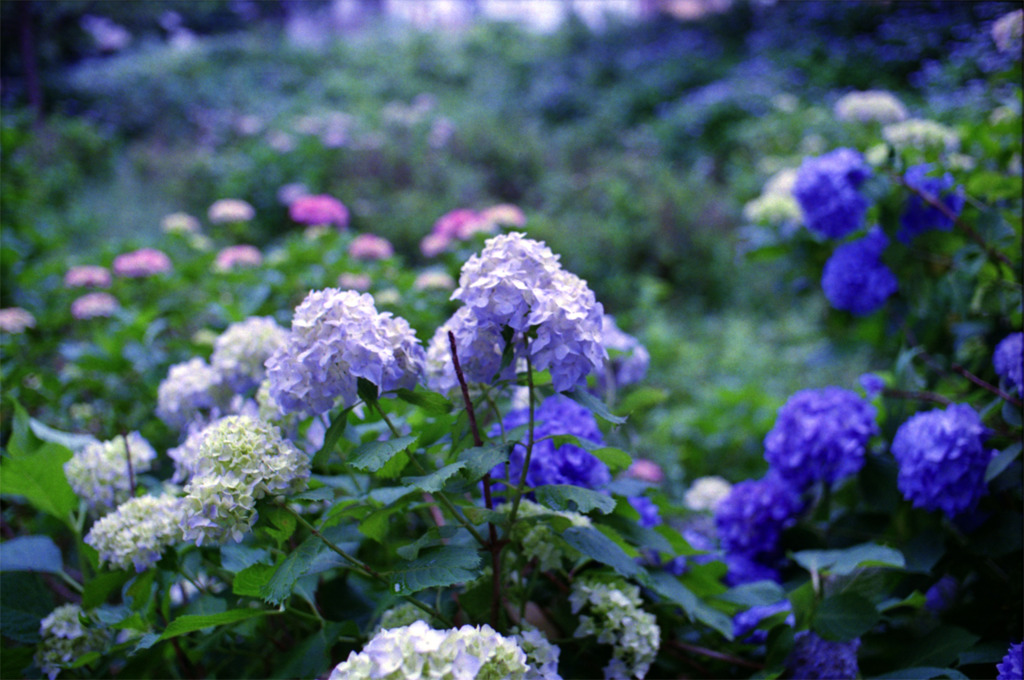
xmin=265 ymin=288 xmax=424 ymax=416
xmin=898 ymin=164 xmax=965 ymax=244
xmin=214 ymin=245 xmax=262 ymax=272
xmin=64 ymin=265 xmax=111 ymax=288
xmin=492 ymin=394 xmax=610 ymax=492
xmin=787 ymin=631 xmax=860 ymax=679
xmin=859 ymin=372 xmax=886 ymax=398
xmin=210 ymin=316 xmax=288 ymax=392
xmin=595 ymin=315 xmax=650 ymax=391
xmin=156 ymin=358 xmax=226 ymax=430
xmin=112 ymin=248 xmax=172 ymax=277
xmin=64 ymin=432 xmax=157 ymax=513
xmin=764 ymin=387 xmax=878 ymax=490
xmin=71 ymin=292 xmax=120 ymax=320
xmin=34 ymin=604 xmax=109 ymax=680
xmin=821 ymin=227 xmax=898 ymax=315
xmin=85 ymin=493 xmax=186 ymax=571
xmin=0 ymin=307 xmax=35 ymax=334
xmin=208 ymin=198 xmax=255 ymax=223
xmin=629 ymin=495 xmax=661 ymax=528
xmin=288 ymin=194 xmax=348 ymax=228
xmin=715 ymin=473 xmax=802 ymax=561
xmin=891 ymin=403 xmax=995 ymax=518
xmin=793 ymin=148 xmax=873 ymax=239
xmin=348 ymin=233 xmax=394 ymax=261
xmin=997 ymin=642 xmax=1023 ymax=680
xmin=994 ymin=332 xmax=1023 ymax=396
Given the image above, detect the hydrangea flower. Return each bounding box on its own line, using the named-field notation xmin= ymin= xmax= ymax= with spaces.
xmin=626 ymin=459 xmax=664 ymax=484
xmin=85 ymin=493 xmax=186 ymax=571
xmin=0 ymin=307 xmax=35 ymax=334
xmin=859 ymin=372 xmax=886 ymax=398
xmin=792 ymin=148 xmax=873 ymax=239
xmin=595 ymin=315 xmax=650 ymax=392
xmin=288 ymin=194 xmax=348 ymax=228
xmin=34 ymin=604 xmax=110 ymax=680
xmin=214 ymin=245 xmax=262 ymax=272
xmin=569 ymin=575 xmax=660 ymax=680
xmin=337 ymin=272 xmax=371 ymax=291
xmin=834 ymin=90 xmax=909 ymax=124
xmin=883 ymin=119 xmax=959 ymax=154
xmin=743 ymin=192 xmax=802 ymax=226
xmin=715 ymin=473 xmax=802 ymax=562
xmin=764 ymin=387 xmax=878 ymax=490
xmin=64 ymin=432 xmax=156 ymax=513
xmin=210 ymin=316 xmax=288 ymax=392
xmin=994 ymin=332 xmax=1023 ymax=395
xmin=925 ymin=575 xmax=958 ymax=614
xmin=328 ymin=621 xmax=535 ymax=680
xmin=504 ymin=499 xmax=591 ymax=571
xmin=891 ymin=403 xmax=995 ymax=518
xmin=733 ymin=600 xmax=793 ymax=644
xmin=821 ymin=228 xmax=898 ymax=315
xmin=208 ymin=198 xmax=255 ymax=223
xmin=420 ymin=232 xmax=451 ymax=258
xmin=512 ymin=626 xmax=562 ymax=680
xmin=434 ymin=208 xmax=491 ymax=240
xmin=64 ymin=265 xmax=111 ymax=288
xmin=480 ymin=203 xmax=527 ymax=228
xmin=156 ymin=357 xmax=227 ymax=430
xmin=997 ymin=641 xmax=1023 ymax=680
xmin=413 ymin=269 xmax=456 ymax=291
xmin=491 ymin=394 xmax=610 ymax=492
xmin=160 ymin=212 xmax=201 ymax=234
xmin=898 ymin=164 xmax=965 ymax=243
xmin=265 ymin=288 xmax=424 ymax=416
xmin=787 ymin=631 xmax=860 ymax=679
xmin=683 ymin=476 xmax=732 ymax=512
xmin=424 ymin=306 xmax=510 ymax=394
xmin=112 ymin=248 xmax=172 ymax=277
xmin=70 ymin=292 xmax=120 ymax=320
xmin=628 ymin=495 xmax=661 ymax=528
xmin=180 ymin=415 xmax=310 ymax=545
xmin=992 ymin=9 xmax=1023 ymax=53
xmin=348 ymin=233 xmax=394 ymax=260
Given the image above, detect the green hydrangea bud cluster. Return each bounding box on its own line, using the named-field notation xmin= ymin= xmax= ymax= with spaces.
xmin=85 ymin=493 xmax=186 ymax=571
xmin=569 ymin=575 xmax=661 ymax=680
xmin=34 ymin=604 xmax=109 ymax=680
xmin=512 ymin=625 xmax=562 ymax=680
xmin=64 ymin=432 xmax=156 ymax=513
xmin=180 ymin=415 xmax=310 ymax=546
xmin=505 ymin=499 xmax=591 ymax=572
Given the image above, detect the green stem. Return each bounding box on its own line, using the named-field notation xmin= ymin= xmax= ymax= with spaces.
xmin=508 ymin=345 xmax=536 ymax=527
xmin=56 ymin=570 xmax=84 ymax=594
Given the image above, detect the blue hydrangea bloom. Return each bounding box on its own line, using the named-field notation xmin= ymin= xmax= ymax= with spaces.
xmin=724 ymin=554 xmax=780 ymax=587
xmin=787 ymin=631 xmax=860 ymax=679
xmin=491 ymin=394 xmax=610 ymax=491
xmin=925 ymin=575 xmax=958 ymax=614
xmin=997 ymin=641 xmax=1023 ymax=680
xmin=793 ymin=148 xmax=873 ymax=239
xmin=859 ymin=372 xmax=886 ymax=398
xmin=821 ymin=228 xmax=898 ymax=315
xmin=898 ymin=163 xmax=965 ymax=244
xmin=994 ymin=332 xmax=1023 ymax=396
xmin=733 ymin=600 xmax=793 ymax=644
xmin=891 ymin=403 xmax=995 ymax=518
xmin=764 ymin=387 xmax=878 ymax=490
xmin=595 ymin=315 xmax=650 ymax=392
xmin=715 ymin=473 xmax=803 ymax=561
xmin=628 ymin=495 xmax=661 ymax=529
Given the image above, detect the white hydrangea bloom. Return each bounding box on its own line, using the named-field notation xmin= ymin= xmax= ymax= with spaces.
xmin=684 ymin=476 xmax=733 ymax=512
xmin=505 ymin=500 xmax=592 ymax=572
xmin=157 ymin=357 xmax=228 ymax=430
xmin=35 ymin=604 xmax=109 ymax=680
xmin=882 ymin=119 xmax=960 ymax=153
xmin=513 ymin=626 xmax=563 ymax=680
xmin=64 ymin=432 xmax=156 ymax=513
xmin=743 ymin=192 xmax=802 ymax=225
xmin=569 ymin=576 xmax=660 ymax=680
xmin=85 ymin=493 xmax=186 ymax=571
xmin=834 ymin=90 xmax=909 ymax=124
xmin=210 ymin=317 xmax=288 ymax=392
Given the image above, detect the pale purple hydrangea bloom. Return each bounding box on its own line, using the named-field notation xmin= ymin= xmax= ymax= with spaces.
xmin=64 ymin=432 xmax=157 ymax=513
xmin=859 ymin=372 xmax=886 ymax=398
xmin=787 ymin=631 xmax=860 ymax=679
xmin=266 ymin=288 xmax=424 ymax=416
xmin=628 ymin=495 xmax=661 ymax=528
xmin=424 ymin=306 xmax=511 ymax=394
xmin=764 ymin=387 xmax=878 ymax=490
xmin=288 ymin=194 xmax=348 ymax=228
xmin=821 ymin=228 xmax=898 ymax=315
xmin=156 ymin=358 xmax=227 ymax=430
xmin=891 ymin=403 xmax=995 ymax=518
xmin=85 ymin=493 xmax=186 ymax=571
xmin=997 ymin=642 xmax=1023 ymax=680
xmin=214 ymin=245 xmax=262 ymax=272
xmin=112 ymin=248 xmax=172 ymax=277
xmin=348 ymin=233 xmax=394 ymax=261
xmin=71 ymin=292 xmax=119 ymax=320
xmin=0 ymin=307 xmax=35 ymax=334
xmin=994 ymin=332 xmax=1023 ymax=396
xmin=64 ymin=265 xmax=111 ymax=288
xmin=595 ymin=315 xmax=650 ymax=391
xmin=208 ymin=198 xmax=255 ymax=223
xmin=35 ymin=604 xmax=109 ymax=680
xmin=715 ymin=473 xmax=802 ymax=563
xmin=793 ymin=148 xmax=873 ymax=239
xmin=898 ymin=164 xmax=965 ymax=244
xmin=210 ymin=316 xmax=288 ymax=392
xmin=337 ymin=272 xmax=372 ymax=291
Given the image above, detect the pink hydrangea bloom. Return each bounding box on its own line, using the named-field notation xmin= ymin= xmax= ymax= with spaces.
xmin=480 ymin=203 xmax=527 ymax=228
xmin=420 ymin=233 xmax=451 ymax=258
xmin=214 ymin=245 xmax=262 ymax=272
xmin=289 ymin=194 xmax=349 ymax=228
xmin=208 ymin=198 xmax=255 ymax=223
xmin=413 ymin=269 xmax=455 ymax=290
xmin=71 ymin=292 xmax=119 ymax=319
xmin=627 ymin=459 xmax=665 ymax=484
xmin=433 ymin=208 xmax=489 ymax=240
xmin=113 ymin=248 xmax=172 ymax=277
xmin=0 ymin=307 xmax=36 ymax=334
xmin=338 ymin=272 xmax=371 ymax=291
xmin=348 ymin=233 xmax=394 ymax=261
xmin=65 ymin=265 xmax=111 ymax=288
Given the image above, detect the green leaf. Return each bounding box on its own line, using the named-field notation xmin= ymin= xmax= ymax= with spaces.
xmin=389 ymin=545 xmax=481 ymax=595
xmin=788 ymin=581 xmax=817 ymax=631
xmin=260 ymin=536 xmax=325 ymax=606
xmin=617 ymin=387 xmax=669 ymax=415
xmin=590 ymin=447 xmax=632 ymax=472
xmin=871 ymin=668 xmax=968 ymax=679
xmin=878 ymin=590 xmax=926 ymax=612
xmin=534 ymin=485 xmax=615 ymax=514
xmin=232 ymin=564 xmax=276 ymax=598
xmin=647 ymin=571 xmax=734 ymax=639
xmin=28 ymin=418 xmax=98 ymax=451
xmin=792 ymin=543 xmax=905 ymax=576
xmin=350 ymin=435 xmax=418 ymax=473
xmin=158 ymin=608 xmax=270 ymax=641
xmin=0 ymin=536 xmax=63 ymax=574
xmin=257 ymin=506 xmax=297 ymax=547
xmin=986 ymin=441 xmax=1022 ymax=482
xmin=396 ymin=388 xmax=453 ymax=414
xmin=812 ymin=593 xmax=879 ymax=641
xmin=562 ymin=525 xmax=640 ymax=578
xmin=312 ymin=407 xmax=352 ymax=469
xmin=294 ymin=486 xmax=336 ymax=503
xmin=457 ymin=444 xmax=511 ymax=482
xmin=402 ymin=462 xmax=467 ymax=493
xmin=717 ymin=580 xmax=787 ymax=608
xmin=359 ymin=507 xmax=395 ymax=543
xmin=396 ymin=526 xmax=460 ymax=561
xmin=898 ymin=626 xmax=980 ymax=669
xmin=0 ymin=442 xmax=77 ymax=526
xmin=82 ymin=571 xmax=130 ymax=610
xmin=565 ymin=389 xmax=627 ymax=424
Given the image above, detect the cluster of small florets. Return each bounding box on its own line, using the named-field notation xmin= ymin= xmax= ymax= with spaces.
xmin=715 ymin=473 xmax=802 ymax=563
xmin=214 ymin=244 xmax=262 ymax=272
xmin=997 ymin=641 xmax=1023 ymax=680
xmin=210 ymin=317 xmax=288 ymax=392
xmin=743 ymin=191 xmax=803 ymax=226
xmin=834 ymin=90 xmax=909 ymax=124
xmin=450 ymin=233 xmax=606 ymax=392
xmin=157 ymin=357 xmax=229 ymax=430
xmin=265 ymin=288 xmax=424 ymax=416
xmin=85 ymin=493 xmax=186 ymax=571
xmin=891 ymin=403 xmax=994 ymax=518
xmin=180 ymin=416 xmax=310 ymax=545
xmin=112 ymin=248 xmax=172 ymax=277
xmin=492 ymin=395 xmax=610 ymax=492
xmin=786 ymin=630 xmax=860 ymax=680
xmin=208 ymin=198 xmax=256 ymax=223
xmin=821 ymin=228 xmax=898 ymax=316
xmin=898 ymin=164 xmax=965 ymax=243
xmin=424 ymin=306 xmax=510 ymax=394
xmin=764 ymin=387 xmax=878 ymax=490
xmin=504 ymin=499 xmax=591 ymax=571
xmin=288 ymin=194 xmax=348 ymax=228
xmin=328 ymin=621 xmax=533 ymax=680
xmin=994 ymin=332 xmax=1023 ymax=395
xmin=71 ymin=292 xmax=120 ymax=320
xmin=64 ymin=432 xmax=157 ymax=513
xmin=0 ymin=307 xmax=36 ymax=333
xmin=882 ymin=119 xmax=959 ymax=153
xmin=34 ymin=604 xmax=109 ymax=680
xmin=512 ymin=626 xmax=562 ymax=680
xmin=161 ymin=212 xmax=201 ymax=234
xmin=595 ymin=315 xmax=650 ymax=392
xmin=348 ymin=233 xmax=394 ymax=260
xmin=684 ymin=476 xmax=732 ymax=512
xmin=420 ymin=208 xmax=498 ymax=257
xmin=792 ymin=148 xmax=872 ymax=240
xmin=64 ymin=265 xmax=111 ymax=289
xmin=628 ymin=495 xmax=661 ymax=529
xmin=569 ymin=575 xmax=660 ymax=680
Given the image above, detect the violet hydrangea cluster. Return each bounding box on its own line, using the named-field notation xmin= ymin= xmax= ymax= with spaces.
xmin=595 ymin=315 xmax=650 ymax=392
xmin=265 ymin=288 xmax=424 ymax=417
xmin=997 ymin=642 xmax=1023 ymax=680
xmin=898 ymin=164 xmax=965 ymax=244
xmin=891 ymin=403 xmax=995 ymax=518
xmin=64 ymin=432 xmax=157 ymax=513
xmin=715 ymin=472 xmax=802 ymax=565
xmin=994 ymin=332 xmax=1023 ymax=396
xmin=821 ymin=227 xmax=898 ymax=315
xmin=157 ymin=357 xmax=228 ymax=430
xmin=792 ymin=148 xmax=873 ymax=239
xmin=786 ymin=631 xmax=860 ymax=679
xmin=210 ymin=316 xmax=288 ymax=392
xmin=763 ymin=387 xmax=878 ymax=490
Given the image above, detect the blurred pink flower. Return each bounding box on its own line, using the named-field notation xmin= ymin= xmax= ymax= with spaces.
xmin=433 ymin=208 xmax=487 ymax=240
xmin=348 ymin=233 xmax=394 ymax=261
xmin=208 ymin=198 xmax=256 ymax=224
xmin=413 ymin=269 xmax=455 ymax=291
xmin=420 ymin=233 xmax=451 ymax=258
xmin=65 ymin=265 xmax=111 ymax=289
xmin=71 ymin=292 xmax=119 ymax=319
xmin=214 ymin=245 xmax=262 ymax=272
xmin=626 ymin=459 xmax=665 ymax=484
xmin=113 ymin=248 xmax=172 ymax=278
xmin=480 ymin=203 xmax=526 ymax=228
xmin=337 ymin=272 xmax=372 ymax=291
xmin=289 ymin=194 xmax=349 ymax=229
xmin=0 ymin=307 xmax=36 ymax=334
